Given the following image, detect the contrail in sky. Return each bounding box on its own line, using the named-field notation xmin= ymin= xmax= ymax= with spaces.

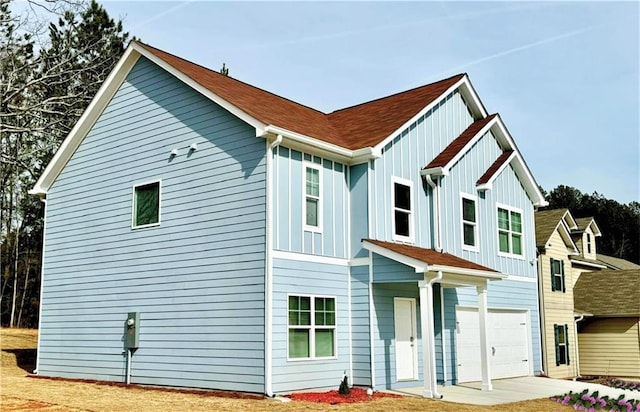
xmin=129 ymin=1 xmax=196 ymax=31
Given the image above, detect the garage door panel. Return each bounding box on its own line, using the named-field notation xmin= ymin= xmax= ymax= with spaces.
xmin=456 ymin=308 xmax=530 ymax=383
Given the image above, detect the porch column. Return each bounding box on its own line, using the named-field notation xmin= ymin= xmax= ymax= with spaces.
xmin=477 ymin=282 xmax=493 ymax=391
xmin=418 ymin=280 xmax=437 ymax=398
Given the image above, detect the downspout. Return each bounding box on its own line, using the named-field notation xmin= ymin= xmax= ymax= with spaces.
xmin=573 ymin=314 xmax=585 ymax=380
xmin=33 ymin=197 xmax=47 ymax=374
xmin=536 ymin=254 xmax=546 ymax=376
xmin=265 ymin=134 xmax=282 ymax=397
xmin=425 ymin=175 xmax=442 ymax=252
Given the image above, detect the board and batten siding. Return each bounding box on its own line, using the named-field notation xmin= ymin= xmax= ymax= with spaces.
xmin=271 ymin=258 xmax=350 ymax=392
xmin=39 ymin=56 xmax=267 ymax=393
xmin=443 ymin=279 xmax=542 ymax=384
xmin=540 ymin=230 xmax=579 ymax=378
xmin=273 ymin=146 xmax=349 ymax=258
xmin=369 ymin=91 xmax=475 ymax=247
xmin=578 ymin=318 xmax=640 ymax=378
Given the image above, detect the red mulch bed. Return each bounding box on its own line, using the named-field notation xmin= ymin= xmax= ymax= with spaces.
xmin=288 ymin=388 xmax=403 ymax=404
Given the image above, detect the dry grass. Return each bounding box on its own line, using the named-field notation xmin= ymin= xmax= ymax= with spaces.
xmin=1 ymin=328 xmax=568 ymax=412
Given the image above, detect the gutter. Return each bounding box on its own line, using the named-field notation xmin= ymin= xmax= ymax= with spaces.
xmin=264 ymin=134 xmax=282 ymax=397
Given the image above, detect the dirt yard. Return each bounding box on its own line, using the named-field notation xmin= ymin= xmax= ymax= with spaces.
xmin=1 ymin=328 xmax=569 ymax=412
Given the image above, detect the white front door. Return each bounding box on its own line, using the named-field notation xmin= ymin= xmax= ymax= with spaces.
xmin=394 ymin=298 xmax=418 ymax=381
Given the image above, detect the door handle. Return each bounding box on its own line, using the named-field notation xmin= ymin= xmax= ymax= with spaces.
xmin=492 ymin=346 xmax=496 ymax=356
xmin=409 ymin=336 xmax=414 ymax=342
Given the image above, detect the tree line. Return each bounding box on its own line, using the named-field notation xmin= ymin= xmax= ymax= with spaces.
xmin=1 ymin=1 xmax=638 ymax=328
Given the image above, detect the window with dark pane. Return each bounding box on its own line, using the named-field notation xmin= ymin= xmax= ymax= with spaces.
xmin=394 ymin=182 xmax=411 ymax=237
xmin=462 ymin=197 xmax=477 ymax=247
xmin=134 ymin=182 xmax=160 ymax=227
xmin=305 ymin=166 xmax=320 ymax=228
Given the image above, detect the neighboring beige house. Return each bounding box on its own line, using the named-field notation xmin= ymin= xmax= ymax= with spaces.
xmin=573 ymin=270 xmax=640 ymax=378
xmin=568 ymin=217 xmax=607 ymax=281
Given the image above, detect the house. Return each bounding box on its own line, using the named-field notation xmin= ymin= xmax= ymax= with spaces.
xmin=573 ymin=270 xmax=640 ymax=378
xmin=534 ymin=209 xmax=639 ymax=379
xmin=30 ymin=41 xmax=548 ymax=398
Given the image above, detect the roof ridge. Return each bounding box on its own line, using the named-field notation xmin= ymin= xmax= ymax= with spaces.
xmin=328 ymin=73 xmax=466 ymax=115
xmin=136 ymin=41 xmax=329 ymax=116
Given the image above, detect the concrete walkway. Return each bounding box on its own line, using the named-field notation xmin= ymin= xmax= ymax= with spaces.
xmin=393 ymin=377 xmax=640 ymax=405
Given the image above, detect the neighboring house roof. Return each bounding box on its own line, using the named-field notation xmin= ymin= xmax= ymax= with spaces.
xmin=572 ymin=217 xmax=602 ymax=237
xmin=596 ymin=254 xmax=640 ymax=270
xmin=363 ymin=239 xmax=502 ymax=279
xmin=570 ymin=255 xmax=608 ymax=269
xmin=534 ymin=209 xmax=579 ymax=251
xmin=574 ymin=269 xmax=640 ymax=316
xmin=29 ymin=40 xmax=547 ymax=207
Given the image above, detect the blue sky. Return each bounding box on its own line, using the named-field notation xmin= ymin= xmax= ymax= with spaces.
xmin=28 ymin=1 xmax=640 ymax=203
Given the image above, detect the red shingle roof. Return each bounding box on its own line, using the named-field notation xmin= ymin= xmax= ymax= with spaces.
xmin=138 ymin=42 xmax=464 ymax=150
xmin=477 ymin=150 xmax=514 ymax=184
xmin=364 ymin=239 xmax=498 ymax=272
xmin=424 ymin=114 xmax=497 ymax=170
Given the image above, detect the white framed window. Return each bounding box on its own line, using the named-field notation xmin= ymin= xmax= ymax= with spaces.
xmin=461 ymin=193 xmax=478 ymax=251
xmin=303 ymin=161 xmax=322 ymax=232
xmin=392 ymin=177 xmax=414 ymax=242
xmin=132 ymin=180 xmax=161 ymax=229
xmin=497 ymin=204 xmax=523 ymax=257
xmin=287 ymin=294 xmax=337 ymax=360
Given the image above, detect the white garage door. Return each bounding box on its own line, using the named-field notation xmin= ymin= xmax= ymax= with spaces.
xmin=456 ymin=307 xmax=530 ymax=383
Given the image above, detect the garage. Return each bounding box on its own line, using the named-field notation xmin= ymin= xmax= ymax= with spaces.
xmin=455 ymin=306 xmax=531 ymax=383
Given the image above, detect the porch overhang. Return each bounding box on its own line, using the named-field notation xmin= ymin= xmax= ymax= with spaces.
xmin=362 ymin=239 xmax=506 ymax=282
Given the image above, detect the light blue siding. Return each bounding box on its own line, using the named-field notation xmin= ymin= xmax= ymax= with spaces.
xmin=372 ymin=254 xmax=423 ymax=283
xmin=271 ymin=258 xmax=350 ymax=393
xmin=350 ymin=163 xmax=369 ymax=258
xmin=39 ymin=56 xmax=267 ymax=393
xmin=350 ymin=264 xmax=371 ymax=386
xmin=443 ymin=279 xmax=542 ymax=384
xmin=273 ymin=147 xmax=349 ymax=258
xmin=369 ymin=91 xmax=475 ymax=246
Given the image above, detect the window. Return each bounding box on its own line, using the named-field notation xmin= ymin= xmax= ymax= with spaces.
xmin=554 ymin=324 xmax=570 ymax=366
xmin=133 ymin=181 xmax=160 ymax=228
xmin=497 ymin=206 xmax=523 ymax=255
xmin=461 ymin=194 xmax=478 ymax=249
xmin=393 ymin=178 xmax=413 ymax=241
xmin=304 ymin=165 xmax=321 ymax=231
xmin=288 ymin=295 xmax=336 ymax=359
xmin=586 ymin=233 xmax=592 ymax=254
xmin=550 ymin=258 xmax=565 ymax=292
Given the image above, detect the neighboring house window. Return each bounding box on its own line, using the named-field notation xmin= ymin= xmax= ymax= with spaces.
xmin=554 ymin=324 xmax=570 ymax=366
xmin=497 ymin=206 xmax=523 ymax=255
xmin=132 ymin=181 xmax=160 ymax=228
xmin=392 ymin=177 xmax=413 ymax=241
xmin=586 ymin=233 xmax=592 ymax=254
xmin=550 ymin=258 xmax=565 ymax=292
xmin=304 ymin=164 xmax=321 ymax=231
xmin=461 ymin=194 xmax=478 ymax=250
xmin=288 ymin=295 xmax=336 ymax=359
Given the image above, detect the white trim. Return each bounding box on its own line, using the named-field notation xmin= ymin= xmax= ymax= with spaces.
xmin=286 ymin=294 xmax=338 ymax=361
xmin=569 ymin=258 xmax=607 ymax=269
xmin=476 ymin=151 xmax=517 ymax=191
xmin=34 ymin=198 xmax=48 ymax=374
xmin=303 ymin=160 xmax=323 ymax=233
xmin=444 ymin=117 xmax=497 ymax=175
xmin=30 ymin=47 xmax=141 ymax=195
xmin=391 ymin=176 xmax=415 ymax=243
xmin=460 ymin=192 xmax=479 ymax=252
xmin=496 ymin=203 xmax=525 ymax=260
xmin=347 ymin=254 xmax=354 ymax=384
xmin=440 ymin=286 xmax=448 ymax=383
xmin=504 ymin=274 xmax=537 ymax=283
xmin=544 ymin=219 xmax=580 ymax=254
xmin=272 ymin=250 xmax=349 ymax=266
xmin=393 ymin=297 xmax=419 ymax=381
xmin=429 ymin=266 xmax=506 ymax=280
xmin=368 ymin=251 xmax=376 ymax=389
xmin=349 ymin=257 xmax=370 ymax=267
xmin=373 ymin=75 xmax=488 ymax=152
xmin=131 ymin=179 xmax=162 ymax=229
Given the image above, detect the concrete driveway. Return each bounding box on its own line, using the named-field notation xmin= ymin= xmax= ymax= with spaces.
xmin=394 ymin=377 xmax=640 ymax=405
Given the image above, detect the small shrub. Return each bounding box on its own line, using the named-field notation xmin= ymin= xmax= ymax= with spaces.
xmin=338 ymin=376 xmax=350 ymax=396
xmin=551 ymin=389 xmax=640 ymax=411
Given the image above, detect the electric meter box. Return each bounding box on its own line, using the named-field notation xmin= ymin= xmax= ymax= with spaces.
xmin=124 ymin=312 xmax=140 ymax=349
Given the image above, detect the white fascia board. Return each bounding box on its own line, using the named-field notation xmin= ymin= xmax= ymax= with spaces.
xmin=557 ymin=221 xmax=580 ymax=254
xmin=420 ymin=166 xmax=446 ymax=177
xmin=458 ymin=75 xmax=489 ymax=118
xmin=586 ymin=219 xmax=602 ymax=237
xmin=373 ymin=76 xmax=476 ymax=153
xmin=570 ymin=258 xmax=607 ymax=269
xmin=561 ymin=210 xmax=578 ymax=230
xmin=133 ymin=43 xmax=267 ymax=134
xmin=441 ymin=117 xmax=498 ymax=175
xmin=475 ymin=151 xmax=517 ymax=191
xmin=428 ymin=265 xmax=506 ymax=280
xmin=362 ymin=241 xmax=428 ymax=273
xmin=492 ymin=118 xmax=548 ymax=207
xmin=30 ymin=46 xmax=142 ymax=196
xmin=263 ymin=125 xmax=377 ymax=165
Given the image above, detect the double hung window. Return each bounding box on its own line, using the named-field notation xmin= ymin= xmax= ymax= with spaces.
xmin=288 ymin=295 xmax=336 ymax=359
xmin=497 ymin=206 xmax=523 ymax=255
xmin=133 ymin=181 xmax=160 ymax=228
